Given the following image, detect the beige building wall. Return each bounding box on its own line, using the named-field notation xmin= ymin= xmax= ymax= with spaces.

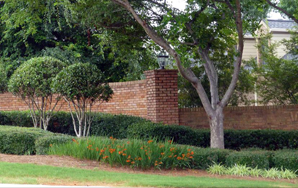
xmin=271 ymin=31 xmax=292 ymax=58
xmin=242 ymin=38 xmax=258 ymax=61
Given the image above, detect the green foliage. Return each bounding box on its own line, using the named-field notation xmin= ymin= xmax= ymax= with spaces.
xmin=8 ymin=56 xmax=65 ymax=98
xmin=208 ymin=164 xmax=297 ymax=179
xmin=190 ymin=148 xmax=231 ymax=170
xmin=249 ymin=34 xmax=298 ymax=105
xmin=272 ymin=150 xmax=298 ymax=173
xmin=52 ymin=62 xmax=112 ymax=102
xmin=8 ymin=56 xmax=66 ymax=129
xmin=224 ymin=129 xmax=295 ymax=150
xmin=90 ymin=114 xmax=148 ymax=139
xmin=0 ymin=62 xmax=7 ymax=93
xmin=52 ymin=63 xmax=113 ymax=137
xmin=279 ymin=0 xmax=298 ymax=21
xmin=49 ymin=137 xmax=196 ymax=170
xmin=0 ymin=125 xmax=54 ymax=155
xmin=225 ymin=151 xmax=272 ymax=169
xmin=127 ymin=122 xmax=210 ymax=147
xmin=35 ymin=134 xmax=73 ymax=155
xmin=178 ymin=65 xmax=255 ymax=107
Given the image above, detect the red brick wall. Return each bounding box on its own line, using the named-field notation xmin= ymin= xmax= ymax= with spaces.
xmin=179 ymin=105 xmax=298 ymax=130
xmin=0 ymin=70 xmax=179 ymax=124
xmin=145 ymin=70 xmax=179 ymax=124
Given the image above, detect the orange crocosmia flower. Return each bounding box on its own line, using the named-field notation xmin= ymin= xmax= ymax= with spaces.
xmin=191 ymin=151 xmax=194 ymax=155
xmin=131 ymin=161 xmax=135 ymax=164
xmin=127 ymin=141 xmax=130 ymax=144
xmin=123 ymin=148 xmax=127 ymax=151
xmin=126 ymin=160 xmax=131 ymax=163
xmin=161 ymin=152 xmax=165 ymax=156
xmin=103 ymin=156 xmax=108 ymax=159
xmin=109 ymin=136 xmax=113 ymax=139
xmin=96 ymin=147 xmax=99 ymax=151
xmin=182 ymin=154 xmax=185 ymax=158
xmin=49 ymin=144 xmax=53 ymax=147
xmin=147 ymin=140 xmax=153 ymax=144
xmin=168 ymin=140 xmax=172 ymax=143
xmin=118 ymin=151 xmax=123 ymax=155
xmin=174 ymin=155 xmax=177 ymax=157
xmin=128 ymin=155 xmax=131 ymax=159
xmin=122 ymin=153 xmax=127 ymax=156
xmin=138 ymin=157 xmax=142 ymax=160
xmin=170 ymin=147 xmax=175 ymax=151
xmin=159 ymin=162 xmax=163 ymax=164
xmin=189 ymin=156 xmax=193 ymax=159
xmin=100 ymin=149 xmax=105 ymax=153
xmin=148 ymin=157 xmax=151 ymax=160
xmin=109 ymin=148 xmax=116 ymax=154
xmin=177 ymin=157 xmax=182 ymax=160
xmin=187 ymin=149 xmax=191 ymax=152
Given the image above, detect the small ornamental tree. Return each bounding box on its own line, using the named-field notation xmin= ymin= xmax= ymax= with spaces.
xmin=8 ymin=56 xmax=66 ymax=130
xmin=52 ymin=63 xmax=113 ymax=137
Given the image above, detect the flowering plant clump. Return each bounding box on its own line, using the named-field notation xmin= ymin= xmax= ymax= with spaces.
xmin=49 ymin=136 xmax=195 ymax=170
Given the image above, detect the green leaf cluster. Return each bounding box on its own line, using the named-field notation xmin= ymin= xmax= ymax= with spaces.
xmin=8 ymin=56 xmax=65 ymax=98
xmin=52 ymin=62 xmax=113 ymax=102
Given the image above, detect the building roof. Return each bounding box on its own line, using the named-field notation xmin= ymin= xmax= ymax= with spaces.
xmin=266 ymin=19 xmax=297 ymax=29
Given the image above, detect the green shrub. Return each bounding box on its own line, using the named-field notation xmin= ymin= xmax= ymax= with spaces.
xmin=0 ymin=125 xmax=53 ymax=155
xmin=272 ymin=150 xmax=298 ymax=173
xmin=225 ymin=151 xmax=272 ymax=169
xmin=0 ymin=111 xmax=33 ymax=127
xmin=224 ymin=129 xmax=296 ymax=150
xmin=91 ymin=114 xmax=148 ymax=139
xmin=127 ymin=122 xmax=210 ymax=147
xmin=190 ymin=147 xmax=231 ymax=169
xmin=35 ymin=134 xmax=73 ymax=155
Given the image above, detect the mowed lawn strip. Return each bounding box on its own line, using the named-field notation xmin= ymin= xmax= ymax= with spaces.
xmin=0 ymin=162 xmax=297 ymax=187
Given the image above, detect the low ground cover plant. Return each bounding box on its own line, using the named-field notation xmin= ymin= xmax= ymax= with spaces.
xmin=208 ymin=164 xmax=297 ymax=179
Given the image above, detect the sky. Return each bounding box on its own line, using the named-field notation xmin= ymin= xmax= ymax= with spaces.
xmin=170 ymin=0 xmax=286 ymax=20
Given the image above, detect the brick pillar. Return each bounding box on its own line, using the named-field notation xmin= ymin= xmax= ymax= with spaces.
xmin=144 ymin=70 xmax=179 ymax=124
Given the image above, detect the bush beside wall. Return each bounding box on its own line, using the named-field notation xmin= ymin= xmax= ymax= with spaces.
xmin=0 ymin=126 xmax=54 ymax=155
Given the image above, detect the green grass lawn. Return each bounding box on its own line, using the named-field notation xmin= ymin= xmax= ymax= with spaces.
xmin=0 ymin=162 xmax=296 ymax=187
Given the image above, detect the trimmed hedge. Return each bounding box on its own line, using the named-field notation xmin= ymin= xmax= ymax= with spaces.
xmin=35 ymin=135 xmax=73 ymax=155
xmin=127 ymin=122 xmax=298 ymax=150
xmin=0 ymin=126 xmax=54 ymax=155
xmin=127 ymin=122 xmax=210 ymax=147
xmin=1 ymin=111 xmax=298 ymax=151
xmin=190 ymin=147 xmax=231 ymax=169
xmin=225 ymin=151 xmax=272 ymax=169
xmin=0 ymin=125 xmax=73 ymax=155
xmin=272 ymin=150 xmax=298 ymax=173
xmin=90 ymin=114 xmax=148 ymax=139
xmin=0 ymin=111 xmax=148 ymax=137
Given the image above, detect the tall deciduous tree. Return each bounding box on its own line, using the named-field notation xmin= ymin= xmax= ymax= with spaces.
xmin=0 ymin=0 xmax=157 ymax=82
xmin=69 ymin=0 xmax=266 ymax=148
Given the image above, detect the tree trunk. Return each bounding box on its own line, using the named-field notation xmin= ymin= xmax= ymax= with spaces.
xmin=209 ymin=108 xmax=224 ymax=149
